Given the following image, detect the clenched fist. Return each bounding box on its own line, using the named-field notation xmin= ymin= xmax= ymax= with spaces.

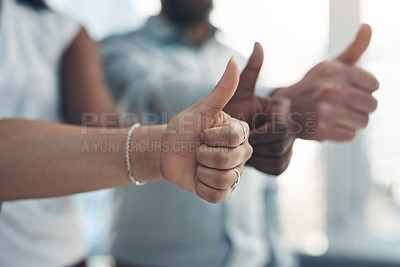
xmin=224 ymin=43 xmax=295 ymax=175
xmin=160 ymin=58 xmax=253 ymax=203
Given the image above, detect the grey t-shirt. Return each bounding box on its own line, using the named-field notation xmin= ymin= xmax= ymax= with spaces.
xmin=102 ymin=15 xmax=297 ymax=267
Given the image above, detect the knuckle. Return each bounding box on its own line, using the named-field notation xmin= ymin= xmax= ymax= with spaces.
xmin=200 ymin=129 xmax=210 ymax=143
xmin=317 ymin=121 xmax=328 ymax=134
xmin=269 ymin=166 xmax=284 ymax=176
xmin=195 ymin=166 xmax=202 ymax=180
xmin=206 ymin=191 xmax=224 ymax=204
xmin=344 ymin=130 xmax=357 ymax=141
xmin=320 ymin=61 xmax=343 ymax=76
xmin=365 ymin=73 xmax=380 ymax=91
xmin=314 ymin=124 xmax=328 ymax=141
xmin=370 ymin=97 xmax=378 ymax=112
xmin=196 ymin=146 xmax=207 ymax=162
xmin=271 ymin=159 xmax=291 ymax=176
xmin=276 ymin=162 xmax=290 ymax=175
xmin=195 ymin=166 xmax=209 ymax=183
xmin=247 ymin=144 xmax=254 ymax=160
xmin=316 ymin=88 xmax=329 ymax=102
xmin=272 ymin=168 xmax=284 ymax=176
xmin=215 ymin=173 xmax=231 ymax=189
xmin=317 ymin=86 xmax=338 ymax=101
xmin=215 ymin=152 xmax=230 ymax=168
xmin=270 ymin=142 xmax=285 ymax=156
xmin=315 ymin=102 xmax=329 ymax=117
xmin=228 ymin=126 xmax=242 ymax=145
xmin=195 ymin=180 xmax=201 ymax=192
xmin=373 ymin=79 xmax=380 ymax=91
xmin=241 ymin=143 xmax=253 ymax=161
xmin=360 ymin=116 xmax=369 ymax=128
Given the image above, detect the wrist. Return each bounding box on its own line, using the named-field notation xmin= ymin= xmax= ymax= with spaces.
xmin=272 ymin=85 xmax=304 ymax=138
xmin=130 ymin=124 xmax=167 ymax=182
xmin=272 ymin=83 xmax=299 ymax=100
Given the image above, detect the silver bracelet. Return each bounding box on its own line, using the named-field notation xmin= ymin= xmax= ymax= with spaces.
xmin=125 ymin=123 xmax=147 ymax=186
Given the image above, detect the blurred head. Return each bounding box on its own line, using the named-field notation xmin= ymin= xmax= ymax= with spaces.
xmin=17 ymin=0 xmax=47 ymax=9
xmin=161 ymin=0 xmax=213 ymax=26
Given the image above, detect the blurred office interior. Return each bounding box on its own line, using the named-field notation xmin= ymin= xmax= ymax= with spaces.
xmin=46 ymin=0 xmax=400 ymax=266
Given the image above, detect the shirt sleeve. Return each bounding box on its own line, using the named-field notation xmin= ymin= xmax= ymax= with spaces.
xmin=256 ymin=86 xmax=276 ymax=97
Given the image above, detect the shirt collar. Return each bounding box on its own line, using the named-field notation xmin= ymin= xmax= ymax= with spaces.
xmin=144 ymin=15 xmax=217 ymax=46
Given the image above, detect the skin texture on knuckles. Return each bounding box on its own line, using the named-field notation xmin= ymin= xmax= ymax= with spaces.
xmin=195 ymin=164 xmax=244 ymax=190
xmin=194 ymin=120 xmax=252 ymax=202
xmin=199 ymin=119 xmax=250 ymax=148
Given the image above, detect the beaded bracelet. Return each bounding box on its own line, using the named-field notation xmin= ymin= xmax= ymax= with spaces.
xmin=125 ymin=123 xmax=147 ymax=186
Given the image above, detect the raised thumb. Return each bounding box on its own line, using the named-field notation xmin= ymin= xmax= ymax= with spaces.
xmin=335 ymin=24 xmax=372 ymax=65
xmin=231 ymin=42 xmax=264 ymax=100
xmin=192 ymin=57 xmax=240 ymax=113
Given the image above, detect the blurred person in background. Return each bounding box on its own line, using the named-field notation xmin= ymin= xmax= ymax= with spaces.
xmin=0 ymin=0 xmax=109 ymax=265
xmin=102 ymin=0 xmax=379 ymax=266
xmin=0 ymin=0 xmax=254 ymax=266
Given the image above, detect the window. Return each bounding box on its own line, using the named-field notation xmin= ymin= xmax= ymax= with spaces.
xmin=212 ymin=0 xmax=330 ymax=257
xmin=323 ymin=0 xmax=400 ymax=262
xmin=362 ymin=2 xmax=400 ymax=255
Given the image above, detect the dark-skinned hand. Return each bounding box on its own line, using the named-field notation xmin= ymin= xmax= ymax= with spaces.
xmin=224 ymin=43 xmax=295 ymax=176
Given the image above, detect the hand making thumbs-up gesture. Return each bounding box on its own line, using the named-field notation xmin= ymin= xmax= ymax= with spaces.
xmin=274 ymin=24 xmax=380 ymax=141
xmin=159 ymin=57 xmax=253 ymax=203
xmin=219 ymin=24 xmax=379 ymax=176
xmin=223 ymin=43 xmax=295 ymax=175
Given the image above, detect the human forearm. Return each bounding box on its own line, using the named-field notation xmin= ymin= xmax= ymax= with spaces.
xmin=62 ymin=28 xmax=116 ymax=126
xmin=0 ymin=58 xmax=253 ymax=204
xmin=0 ymin=119 xmax=164 ymax=201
